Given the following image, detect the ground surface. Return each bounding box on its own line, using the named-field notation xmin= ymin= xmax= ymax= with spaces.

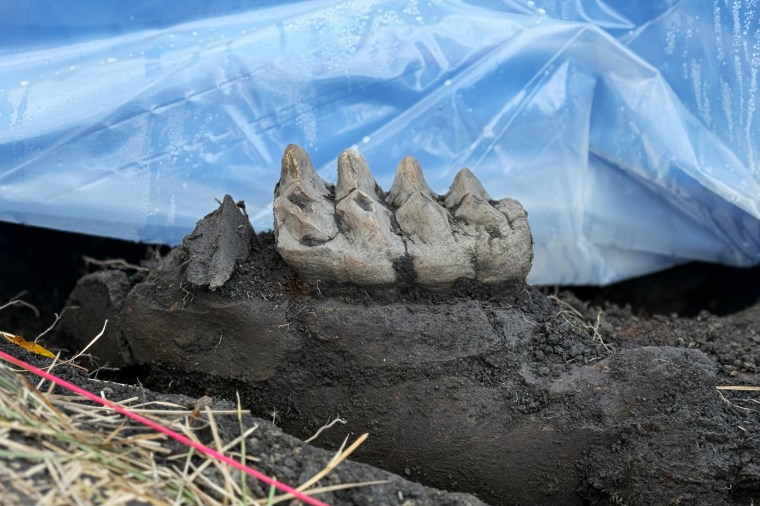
xmin=1 ymin=220 xmax=759 ymax=505
xmin=0 ymin=338 xmax=485 ymax=506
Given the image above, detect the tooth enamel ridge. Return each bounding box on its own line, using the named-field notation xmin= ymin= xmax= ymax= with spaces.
xmin=274 ymin=144 xmax=533 ymax=289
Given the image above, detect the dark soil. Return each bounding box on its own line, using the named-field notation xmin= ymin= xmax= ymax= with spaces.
xmin=1 ymin=219 xmax=759 ymax=506
xmin=0 ymin=221 xmax=163 ymax=339
xmin=0 ymin=337 xmax=485 ymax=506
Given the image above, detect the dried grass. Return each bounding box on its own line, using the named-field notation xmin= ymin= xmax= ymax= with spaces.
xmin=0 ymin=356 xmax=379 ymax=505
xmin=548 ymin=294 xmax=614 ymax=353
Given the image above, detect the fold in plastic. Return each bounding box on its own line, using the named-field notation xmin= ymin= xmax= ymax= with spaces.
xmin=1 ymin=0 xmax=758 ymax=284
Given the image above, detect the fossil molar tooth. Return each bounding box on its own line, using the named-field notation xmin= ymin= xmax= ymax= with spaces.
xmin=274 ymin=146 xmax=403 ymax=286
xmin=273 ymin=145 xmax=532 ymax=289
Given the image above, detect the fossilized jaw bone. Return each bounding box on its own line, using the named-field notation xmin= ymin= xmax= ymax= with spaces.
xmin=274 ymin=144 xmax=532 ymax=289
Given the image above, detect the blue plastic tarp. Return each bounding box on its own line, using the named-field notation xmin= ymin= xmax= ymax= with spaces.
xmin=1 ymin=0 xmax=759 ymax=285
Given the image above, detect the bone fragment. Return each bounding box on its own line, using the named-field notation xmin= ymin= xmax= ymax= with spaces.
xmin=184 ymin=194 xmax=254 ymax=291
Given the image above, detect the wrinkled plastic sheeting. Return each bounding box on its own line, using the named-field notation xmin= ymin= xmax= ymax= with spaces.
xmin=1 ymin=1 xmax=759 ymax=285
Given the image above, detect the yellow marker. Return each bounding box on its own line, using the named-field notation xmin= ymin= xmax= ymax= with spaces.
xmin=1 ymin=332 xmax=55 ymax=359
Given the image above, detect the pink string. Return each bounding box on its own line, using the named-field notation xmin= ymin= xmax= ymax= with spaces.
xmin=0 ymin=349 xmax=329 ymax=506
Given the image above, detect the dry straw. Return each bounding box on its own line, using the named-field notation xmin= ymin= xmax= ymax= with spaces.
xmin=0 ymin=348 xmax=381 ymax=505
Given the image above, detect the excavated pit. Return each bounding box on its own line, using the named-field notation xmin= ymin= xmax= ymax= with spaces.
xmin=39 ymin=206 xmax=759 ymax=506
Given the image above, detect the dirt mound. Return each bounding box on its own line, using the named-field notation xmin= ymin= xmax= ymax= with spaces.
xmin=52 ymin=207 xmax=759 ymax=505
xmin=0 ymin=338 xmax=485 ymax=506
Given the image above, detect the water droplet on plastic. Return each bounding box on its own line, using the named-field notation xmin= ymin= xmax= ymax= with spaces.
xmin=106 ymin=57 xmax=117 ymax=63
xmin=362 ymin=136 xmax=370 ymax=143
xmin=444 ymin=79 xmax=452 ymax=86
xmin=19 ymin=80 xmax=29 ymax=87
xmin=537 ymin=7 xmax=546 ymax=15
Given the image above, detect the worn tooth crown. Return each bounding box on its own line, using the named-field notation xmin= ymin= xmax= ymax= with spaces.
xmin=274 ymin=145 xmax=532 ymax=289
xmin=274 ymin=145 xmax=337 ymax=246
xmin=388 ymin=156 xmax=436 ymax=208
xmin=281 ymin=144 xmax=331 ymax=197
xmin=444 ymin=168 xmax=492 ymax=208
xmin=336 ymin=148 xmax=380 ymax=201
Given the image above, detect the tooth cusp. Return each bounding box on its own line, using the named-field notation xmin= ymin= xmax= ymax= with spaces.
xmin=336 ymin=148 xmax=380 ymax=201
xmin=444 ymin=167 xmax=492 ymax=208
xmin=388 ymin=156 xmax=436 ymax=208
xmin=281 ymin=144 xmax=331 ymax=198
